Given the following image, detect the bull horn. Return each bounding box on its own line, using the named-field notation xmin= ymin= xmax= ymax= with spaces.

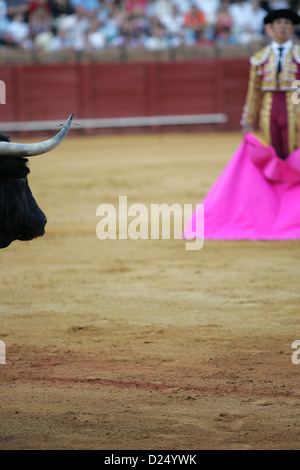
xmin=0 ymin=114 xmax=74 ymax=158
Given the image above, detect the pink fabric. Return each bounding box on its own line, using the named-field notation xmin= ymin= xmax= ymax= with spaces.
xmin=183 ymin=133 xmax=300 ymax=240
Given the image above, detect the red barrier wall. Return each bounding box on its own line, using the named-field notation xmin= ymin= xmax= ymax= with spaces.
xmin=0 ymin=58 xmax=250 ymax=133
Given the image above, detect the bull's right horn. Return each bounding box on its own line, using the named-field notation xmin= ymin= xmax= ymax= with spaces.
xmin=0 ymin=114 xmax=74 ymax=158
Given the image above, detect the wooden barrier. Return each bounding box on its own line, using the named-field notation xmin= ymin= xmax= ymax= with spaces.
xmin=0 ymin=58 xmax=250 ymax=135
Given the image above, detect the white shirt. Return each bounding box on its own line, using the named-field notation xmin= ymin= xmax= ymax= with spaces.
xmin=229 ymin=1 xmax=252 ymax=29
xmin=193 ymin=0 xmax=221 ymax=22
xmin=246 ymin=6 xmax=267 ymax=33
xmin=271 ymin=39 xmax=293 ymax=71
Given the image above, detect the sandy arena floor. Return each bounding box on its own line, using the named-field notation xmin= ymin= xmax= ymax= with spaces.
xmin=0 ymin=131 xmax=300 ymax=450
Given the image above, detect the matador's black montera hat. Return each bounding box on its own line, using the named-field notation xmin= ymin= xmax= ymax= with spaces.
xmin=264 ymin=9 xmax=300 ymax=25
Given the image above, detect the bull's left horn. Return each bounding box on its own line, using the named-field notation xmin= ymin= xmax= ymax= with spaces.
xmin=0 ymin=114 xmax=74 ymax=158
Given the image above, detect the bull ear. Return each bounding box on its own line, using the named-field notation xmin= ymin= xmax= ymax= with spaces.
xmin=0 ymin=114 xmax=73 ymax=158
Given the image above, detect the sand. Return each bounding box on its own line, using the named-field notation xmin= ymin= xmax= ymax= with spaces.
xmin=0 ymin=131 xmax=300 ymax=450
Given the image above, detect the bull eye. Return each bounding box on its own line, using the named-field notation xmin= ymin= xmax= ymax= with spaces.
xmin=0 ymin=158 xmax=29 ymax=179
xmin=0 ymin=134 xmax=10 ymax=142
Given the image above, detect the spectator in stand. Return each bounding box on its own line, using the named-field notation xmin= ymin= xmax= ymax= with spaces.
xmin=172 ymin=0 xmax=192 ymax=15
xmin=124 ymin=0 xmax=148 ymax=16
xmin=70 ymin=0 xmax=100 ymax=20
xmin=193 ymin=0 xmax=221 ymax=41
xmin=28 ymin=0 xmax=52 ymax=39
xmin=49 ymin=0 xmax=74 ymax=19
xmin=183 ymin=4 xmax=207 ymax=44
xmin=143 ymin=15 xmax=168 ymax=50
xmin=117 ymin=12 xmax=146 ymax=48
xmin=268 ymin=1 xmax=290 ymax=9
xmin=230 ymin=0 xmax=267 ymax=45
xmin=5 ymin=0 xmax=29 ymax=20
xmin=49 ymin=0 xmax=74 ymax=32
xmin=121 ymin=0 xmax=151 ymax=47
xmin=160 ymin=3 xmax=184 ymax=46
xmin=84 ymin=17 xmax=106 ymax=50
xmin=149 ymin=0 xmax=173 ymax=22
xmin=0 ymin=0 xmax=6 ymax=16
xmin=245 ymin=0 xmax=268 ymax=40
xmin=214 ymin=0 xmax=235 ymax=45
xmin=3 ymin=13 xmax=30 ymax=47
xmin=96 ymin=0 xmax=113 ymax=22
xmin=57 ymin=5 xmax=91 ymax=50
xmin=229 ymin=0 xmax=252 ymax=44
xmin=97 ymin=1 xmax=122 ymax=47
xmin=28 ymin=0 xmax=51 ymax=13
xmin=193 ymin=0 xmax=221 ymax=23
xmin=50 ymin=27 xmax=71 ymax=50
xmin=0 ymin=0 xmax=9 ymax=42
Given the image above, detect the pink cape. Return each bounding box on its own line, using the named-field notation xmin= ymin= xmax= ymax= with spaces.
xmin=183 ymin=133 xmax=300 ymax=240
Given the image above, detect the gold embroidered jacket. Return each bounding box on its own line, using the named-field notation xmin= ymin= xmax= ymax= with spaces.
xmin=241 ymin=43 xmax=300 ymax=152
xmin=241 ymin=44 xmax=300 ymax=125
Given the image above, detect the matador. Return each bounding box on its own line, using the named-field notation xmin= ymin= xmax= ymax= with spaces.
xmin=241 ymin=9 xmax=300 ymax=160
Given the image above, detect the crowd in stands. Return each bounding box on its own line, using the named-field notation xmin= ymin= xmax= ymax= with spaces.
xmin=0 ymin=0 xmax=300 ymax=54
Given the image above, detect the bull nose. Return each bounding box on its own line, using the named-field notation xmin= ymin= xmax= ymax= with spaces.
xmin=44 ymin=216 xmax=47 ymax=226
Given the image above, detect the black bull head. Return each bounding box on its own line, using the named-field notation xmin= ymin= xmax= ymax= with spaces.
xmin=0 ymin=114 xmax=73 ymax=249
